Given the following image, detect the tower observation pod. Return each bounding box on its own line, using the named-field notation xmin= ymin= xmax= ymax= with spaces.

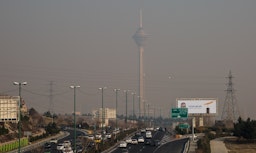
xmin=133 ymin=9 xmax=148 ymax=118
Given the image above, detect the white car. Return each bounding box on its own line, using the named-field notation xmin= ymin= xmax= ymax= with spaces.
xmin=62 ymin=146 xmax=74 ymax=153
xmin=106 ymin=133 xmax=112 ymax=139
xmin=63 ymin=140 xmax=71 ymax=147
xmin=57 ymin=143 xmax=64 ymax=150
xmin=50 ymin=138 xmax=58 ymax=143
xmin=119 ymin=141 xmax=127 ymax=148
xmin=87 ymin=135 xmax=95 ymax=140
xmin=131 ymin=139 xmax=138 ymax=144
xmin=138 ymin=137 xmax=144 ymax=143
xmin=125 ymin=138 xmax=132 ymax=144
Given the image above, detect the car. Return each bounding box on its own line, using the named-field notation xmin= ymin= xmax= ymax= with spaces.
xmin=95 ymin=133 xmax=102 ymax=139
xmin=50 ymin=138 xmax=58 ymax=143
xmin=106 ymin=133 xmax=112 ymax=139
xmin=76 ymin=145 xmax=83 ymax=153
xmin=189 ymin=134 xmax=197 ymax=139
xmin=87 ymin=135 xmax=95 ymax=140
xmin=146 ymin=131 xmax=152 ymax=138
xmin=121 ymin=148 xmax=129 ymax=153
xmin=44 ymin=142 xmax=51 ymax=149
xmin=125 ymin=138 xmax=132 ymax=144
xmin=152 ymin=140 xmax=161 ymax=146
xmin=62 ymin=146 xmax=74 ymax=153
xmin=135 ymin=132 xmax=141 ymax=136
xmin=138 ymin=136 xmax=144 ymax=143
xmin=57 ymin=143 xmax=64 ymax=150
xmin=144 ymin=139 xmax=151 ymax=145
xmin=131 ymin=139 xmax=138 ymax=144
xmin=119 ymin=141 xmax=127 ymax=148
xmin=87 ymin=141 xmax=95 ymax=148
xmin=140 ymin=129 xmax=146 ymax=133
xmin=63 ymin=140 xmax=71 ymax=147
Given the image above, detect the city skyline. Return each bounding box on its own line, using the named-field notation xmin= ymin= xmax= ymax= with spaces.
xmin=1 ymin=0 xmax=256 ymax=119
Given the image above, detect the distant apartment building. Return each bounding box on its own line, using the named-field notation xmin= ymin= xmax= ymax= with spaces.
xmin=92 ymin=108 xmax=116 ymax=126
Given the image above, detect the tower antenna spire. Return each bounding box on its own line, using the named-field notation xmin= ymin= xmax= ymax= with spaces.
xmin=140 ymin=8 xmax=142 ymax=28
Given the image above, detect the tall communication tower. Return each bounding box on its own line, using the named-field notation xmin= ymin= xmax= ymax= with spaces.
xmin=221 ymin=71 xmax=240 ymax=124
xmin=133 ymin=9 xmax=148 ymax=118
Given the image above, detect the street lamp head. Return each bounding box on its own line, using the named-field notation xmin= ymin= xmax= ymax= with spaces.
xmin=13 ymin=82 xmax=27 ymax=85
xmin=99 ymin=87 xmax=107 ymax=90
xmin=70 ymin=85 xmax=80 ymax=89
xmin=114 ymin=88 xmax=120 ymax=92
xmin=13 ymin=82 xmax=19 ymax=85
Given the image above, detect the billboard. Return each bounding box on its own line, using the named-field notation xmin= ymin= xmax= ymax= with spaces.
xmin=0 ymin=96 xmax=19 ymax=122
xmin=177 ymin=98 xmax=217 ymax=114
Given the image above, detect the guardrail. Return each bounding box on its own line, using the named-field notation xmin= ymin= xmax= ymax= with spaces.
xmin=182 ymin=138 xmax=190 ymax=153
xmin=7 ymin=131 xmax=69 ymax=153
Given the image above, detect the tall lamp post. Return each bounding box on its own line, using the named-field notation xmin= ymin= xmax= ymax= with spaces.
xmin=114 ymin=89 xmax=120 ymax=131
xmin=13 ymin=81 xmax=27 ymax=153
xmin=99 ymin=87 xmax=107 ymax=139
xmin=131 ymin=92 xmax=136 ymax=122
xmin=124 ymin=90 xmax=129 ymax=124
xmin=70 ymin=85 xmax=80 ymax=153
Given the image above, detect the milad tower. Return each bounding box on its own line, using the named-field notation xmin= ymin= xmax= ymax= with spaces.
xmin=133 ymin=9 xmax=148 ymax=118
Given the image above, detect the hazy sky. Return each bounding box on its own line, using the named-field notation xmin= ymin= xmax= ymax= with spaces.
xmin=1 ymin=0 xmax=256 ymax=119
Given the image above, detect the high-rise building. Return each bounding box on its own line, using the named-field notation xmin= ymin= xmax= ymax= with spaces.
xmin=93 ymin=108 xmax=116 ymax=126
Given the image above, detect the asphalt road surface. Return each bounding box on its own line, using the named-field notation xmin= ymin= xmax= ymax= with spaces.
xmin=110 ymin=130 xmax=167 ymax=153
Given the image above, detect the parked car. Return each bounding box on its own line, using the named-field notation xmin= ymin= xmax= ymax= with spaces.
xmin=119 ymin=141 xmax=127 ymax=148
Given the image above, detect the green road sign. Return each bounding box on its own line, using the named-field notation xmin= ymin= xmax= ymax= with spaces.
xmin=171 ymin=108 xmax=188 ymax=119
xmin=179 ymin=123 xmax=190 ymax=129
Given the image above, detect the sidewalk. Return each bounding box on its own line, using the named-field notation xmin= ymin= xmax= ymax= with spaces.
xmin=210 ymin=137 xmax=228 ymax=153
xmin=188 ymin=140 xmax=197 ymax=153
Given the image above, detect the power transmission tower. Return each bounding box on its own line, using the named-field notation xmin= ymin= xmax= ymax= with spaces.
xmin=221 ymin=71 xmax=240 ymax=126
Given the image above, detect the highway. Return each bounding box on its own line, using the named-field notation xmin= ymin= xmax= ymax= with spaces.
xmin=110 ymin=130 xmax=188 ymax=153
xmin=23 ymin=129 xmax=86 ymax=153
xmin=110 ymin=130 xmax=168 ymax=153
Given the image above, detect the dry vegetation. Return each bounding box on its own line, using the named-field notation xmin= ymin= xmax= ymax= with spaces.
xmin=225 ymin=137 xmax=256 ymax=153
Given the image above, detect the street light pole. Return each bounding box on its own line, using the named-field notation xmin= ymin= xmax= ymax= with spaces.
xmin=13 ymin=81 xmax=27 ymax=153
xmin=131 ymin=92 xmax=136 ymax=122
xmin=99 ymin=87 xmax=107 ymax=139
xmin=70 ymin=85 xmax=80 ymax=153
xmin=137 ymin=96 xmax=141 ymax=119
xmin=124 ymin=90 xmax=129 ymax=124
xmin=114 ymin=89 xmax=120 ymax=131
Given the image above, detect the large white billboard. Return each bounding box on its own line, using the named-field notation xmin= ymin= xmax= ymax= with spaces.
xmin=0 ymin=96 xmax=19 ymax=122
xmin=177 ymin=98 xmax=217 ymax=114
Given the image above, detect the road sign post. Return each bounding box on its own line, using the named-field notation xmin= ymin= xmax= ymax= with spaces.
xmin=171 ymin=108 xmax=188 ymax=119
xmin=179 ymin=123 xmax=190 ymax=129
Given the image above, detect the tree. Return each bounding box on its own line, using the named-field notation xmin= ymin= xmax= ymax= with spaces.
xmin=234 ymin=117 xmax=256 ymax=140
